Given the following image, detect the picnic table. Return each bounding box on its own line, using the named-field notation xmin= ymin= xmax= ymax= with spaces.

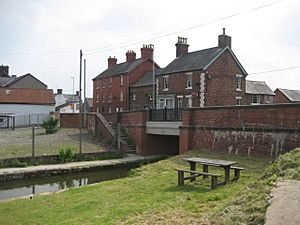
xmin=182 ymin=157 xmax=242 ymax=185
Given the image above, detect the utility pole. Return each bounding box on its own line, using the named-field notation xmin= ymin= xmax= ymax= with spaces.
xmin=83 ymin=59 xmax=86 ymax=128
xmin=79 ymin=50 xmax=83 ymax=154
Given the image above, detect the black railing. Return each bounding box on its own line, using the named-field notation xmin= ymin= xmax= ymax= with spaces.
xmin=149 ymin=108 xmax=182 ymax=121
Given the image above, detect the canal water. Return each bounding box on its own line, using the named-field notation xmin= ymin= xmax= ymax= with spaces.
xmin=0 ymin=168 xmax=129 ymax=201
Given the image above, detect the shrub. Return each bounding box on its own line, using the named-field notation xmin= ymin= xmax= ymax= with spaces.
xmin=58 ymin=146 xmax=75 ymax=163
xmin=42 ymin=117 xmax=59 ymax=134
xmin=9 ymin=159 xmax=28 ymax=168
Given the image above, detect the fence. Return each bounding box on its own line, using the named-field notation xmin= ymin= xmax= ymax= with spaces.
xmin=14 ymin=113 xmax=50 ymax=127
xmin=149 ymin=108 xmax=182 ymax=121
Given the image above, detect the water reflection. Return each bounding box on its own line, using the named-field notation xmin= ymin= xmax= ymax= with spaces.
xmin=0 ymin=168 xmax=128 ymax=200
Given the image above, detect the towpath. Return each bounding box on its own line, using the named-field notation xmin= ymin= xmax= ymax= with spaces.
xmin=0 ymin=154 xmax=167 ymax=182
xmin=265 ymin=180 xmax=300 ymax=225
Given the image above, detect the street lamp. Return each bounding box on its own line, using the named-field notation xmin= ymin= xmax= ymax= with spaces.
xmin=70 ymin=76 xmax=75 ymax=113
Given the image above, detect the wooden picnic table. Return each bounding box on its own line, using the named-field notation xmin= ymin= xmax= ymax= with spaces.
xmin=182 ymin=157 xmax=237 ymax=184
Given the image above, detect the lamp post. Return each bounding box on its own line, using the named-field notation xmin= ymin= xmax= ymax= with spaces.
xmin=70 ymin=76 xmax=75 ymax=113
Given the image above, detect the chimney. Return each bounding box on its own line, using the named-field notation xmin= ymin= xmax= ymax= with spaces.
xmin=76 ymin=91 xmax=79 ymax=96
xmin=0 ymin=65 xmax=9 ymax=77
xmin=108 ymin=56 xmax=117 ymax=68
xmin=126 ymin=50 xmax=136 ymax=63
xmin=141 ymin=44 xmax=154 ymax=60
xmin=218 ymin=27 xmax=231 ymax=49
xmin=57 ymin=89 xmax=63 ymax=95
xmin=175 ymin=37 xmax=189 ymax=57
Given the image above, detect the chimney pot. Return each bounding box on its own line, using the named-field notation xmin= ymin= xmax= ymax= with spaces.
xmin=108 ymin=56 xmax=117 ymax=68
xmin=126 ymin=50 xmax=136 ymax=63
xmin=218 ymin=27 xmax=231 ymax=49
xmin=175 ymin=37 xmax=189 ymax=57
xmin=141 ymin=44 xmax=154 ymax=60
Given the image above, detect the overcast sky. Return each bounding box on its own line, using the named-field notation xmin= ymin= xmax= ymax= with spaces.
xmin=0 ymin=0 xmax=299 ymax=97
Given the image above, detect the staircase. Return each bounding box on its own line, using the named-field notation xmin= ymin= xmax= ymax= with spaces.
xmin=110 ymin=123 xmax=136 ymax=154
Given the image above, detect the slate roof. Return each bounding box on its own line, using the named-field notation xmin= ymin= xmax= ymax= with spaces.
xmin=93 ymin=58 xmax=145 ymax=79
xmin=0 ymin=88 xmax=55 ymax=105
xmin=157 ymin=46 xmax=247 ymax=76
xmin=277 ymin=88 xmax=300 ymax=102
xmin=246 ymin=80 xmax=275 ymax=95
xmin=131 ymin=69 xmax=162 ymax=87
xmin=0 ymin=77 xmax=13 ymax=86
xmin=3 ymin=73 xmax=47 ymax=88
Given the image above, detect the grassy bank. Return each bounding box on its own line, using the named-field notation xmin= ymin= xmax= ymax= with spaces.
xmin=0 ymin=149 xmax=289 ymax=225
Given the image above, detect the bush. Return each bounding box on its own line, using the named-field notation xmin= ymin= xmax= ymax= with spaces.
xmin=9 ymin=159 xmax=28 ymax=168
xmin=42 ymin=117 xmax=59 ymax=134
xmin=58 ymin=146 xmax=75 ymax=163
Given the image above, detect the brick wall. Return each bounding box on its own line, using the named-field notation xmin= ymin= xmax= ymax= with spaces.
xmin=274 ymin=89 xmax=291 ymax=103
xmin=180 ymin=104 xmax=300 ymax=157
xmin=60 ymin=113 xmax=80 ymax=128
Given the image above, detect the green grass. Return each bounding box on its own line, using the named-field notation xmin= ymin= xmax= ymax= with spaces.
xmin=0 ymin=149 xmax=275 ymax=225
xmin=0 ymin=128 xmax=105 ymax=159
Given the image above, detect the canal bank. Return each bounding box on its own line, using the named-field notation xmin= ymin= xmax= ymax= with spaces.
xmin=0 ymin=154 xmax=168 ymax=182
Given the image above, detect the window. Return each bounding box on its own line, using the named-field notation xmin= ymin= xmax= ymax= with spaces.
xmin=108 ymin=107 xmax=112 ymax=113
xmin=186 ymin=72 xmax=192 ymax=89
xmin=236 ymin=75 xmax=242 ymax=91
xmin=120 ymin=90 xmax=124 ymax=102
xmin=108 ymin=95 xmax=112 ymax=102
xmin=96 ymin=80 xmax=100 ymax=89
xmin=120 ymin=75 xmax=123 ymax=86
xmin=102 ymin=79 xmax=105 ymax=88
xmin=96 ymin=93 xmax=99 ymax=103
xmin=165 ymin=99 xmax=174 ymax=109
xmin=186 ymin=95 xmax=192 ymax=108
xmin=163 ymin=76 xmax=169 ymax=91
xmin=132 ymin=93 xmax=136 ymax=101
xmin=159 ymin=99 xmax=164 ymax=109
xmin=177 ymin=96 xmax=183 ymax=108
xmin=102 ymin=94 xmax=105 ymax=102
xmin=109 ymin=77 xmax=112 ymax=87
xmin=236 ymin=97 xmax=242 ymax=105
xmin=251 ymin=95 xmax=260 ymax=105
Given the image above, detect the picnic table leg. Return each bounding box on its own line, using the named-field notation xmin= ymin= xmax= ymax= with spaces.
xmin=189 ymin=162 xmax=196 ymax=182
xmin=203 ymin=165 xmax=208 ymax=179
xmin=224 ymin=166 xmax=230 ymax=184
xmin=178 ymin=170 xmax=184 ymax=186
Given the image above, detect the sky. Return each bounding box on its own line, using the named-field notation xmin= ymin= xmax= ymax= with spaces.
xmin=0 ymin=0 xmax=299 ymax=97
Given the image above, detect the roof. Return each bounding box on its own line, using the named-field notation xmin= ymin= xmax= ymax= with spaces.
xmin=276 ymin=88 xmax=300 ymax=102
xmin=0 ymin=88 xmax=55 ymax=105
xmin=93 ymin=58 xmax=145 ymax=79
xmin=246 ymin=80 xmax=275 ymax=95
xmin=131 ymin=69 xmax=162 ymax=87
xmin=157 ymin=46 xmax=247 ymax=76
xmin=0 ymin=77 xmax=13 ymax=86
xmin=3 ymin=73 xmax=47 ymax=88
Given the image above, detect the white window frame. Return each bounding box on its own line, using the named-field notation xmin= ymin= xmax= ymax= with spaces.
xmin=163 ymin=75 xmax=169 ymax=91
xmin=102 ymin=94 xmax=105 ymax=102
xmin=251 ymin=95 xmax=260 ymax=105
xmin=186 ymin=95 xmax=192 ymax=108
xmin=132 ymin=93 xmax=136 ymax=101
xmin=236 ymin=74 xmax=242 ymax=91
xmin=120 ymin=75 xmax=123 ymax=86
xmin=177 ymin=96 xmax=183 ymax=108
xmin=186 ymin=72 xmax=192 ymax=89
xmin=109 ymin=77 xmax=112 ymax=87
xmin=236 ymin=96 xmax=242 ymax=105
xmin=120 ymin=90 xmax=124 ymax=102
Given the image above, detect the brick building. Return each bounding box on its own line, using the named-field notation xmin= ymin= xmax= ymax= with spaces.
xmin=274 ymin=88 xmax=300 ymax=103
xmin=156 ymin=28 xmax=248 ymax=109
xmin=93 ymin=45 xmax=159 ymax=113
xmin=245 ymin=80 xmax=275 ymax=104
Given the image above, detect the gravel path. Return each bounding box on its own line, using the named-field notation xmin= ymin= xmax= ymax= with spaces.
xmin=265 ymin=180 xmax=300 ymax=225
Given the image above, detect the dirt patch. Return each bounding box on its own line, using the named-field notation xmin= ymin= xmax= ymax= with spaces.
xmin=0 ymin=127 xmax=107 ymax=159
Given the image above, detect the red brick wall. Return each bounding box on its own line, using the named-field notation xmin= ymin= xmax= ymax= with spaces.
xmin=274 ymin=89 xmax=291 ymax=103
xmin=179 ymin=104 xmax=300 ymax=157
xmin=130 ymin=85 xmax=153 ymax=110
xmin=60 ymin=113 xmax=80 ymax=128
xmin=205 ymin=50 xmax=246 ymax=106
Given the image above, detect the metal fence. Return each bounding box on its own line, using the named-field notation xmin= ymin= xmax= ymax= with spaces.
xmin=14 ymin=113 xmax=51 ymax=127
xmin=149 ymin=108 xmax=182 ymax=121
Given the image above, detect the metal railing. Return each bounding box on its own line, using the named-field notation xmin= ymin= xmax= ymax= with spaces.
xmin=149 ymin=108 xmax=182 ymax=121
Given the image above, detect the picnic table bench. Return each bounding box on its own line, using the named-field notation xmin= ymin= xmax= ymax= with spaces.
xmin=175 ymin=157 xmax=245 ymax=189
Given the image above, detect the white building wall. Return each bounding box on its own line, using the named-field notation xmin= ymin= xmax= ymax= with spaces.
xmin=0 ymin=104 xmax=55 ymax=127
